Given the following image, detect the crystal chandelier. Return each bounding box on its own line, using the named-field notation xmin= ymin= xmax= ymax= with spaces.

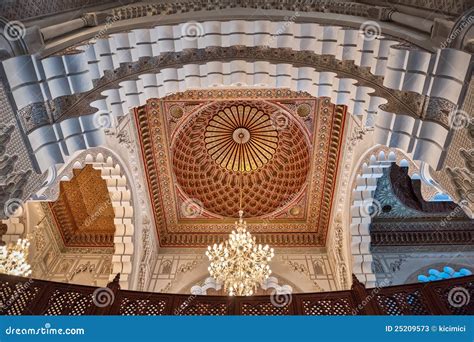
xmin=206 ymin=210 xmax=275 ymax=296
xmin=0 ymin=239 xmax=32 ymax=276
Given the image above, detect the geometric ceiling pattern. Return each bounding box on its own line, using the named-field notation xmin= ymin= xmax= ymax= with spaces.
xmin=136 ymin=89 xmax=346 ymax=247
xmin=48 ymin=165 xmax=115 ymax=248
xmin=174 ymin=101 xmax=310 ymax=217
xmin=204 ymin=104 xmax=279 ymax=172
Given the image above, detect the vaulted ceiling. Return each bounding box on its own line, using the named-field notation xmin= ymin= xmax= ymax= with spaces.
xmin=136 ymin=89 xmax=346 ymax=247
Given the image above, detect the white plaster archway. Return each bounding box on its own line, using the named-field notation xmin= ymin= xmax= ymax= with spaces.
xmin=5 ymin=20 xmax=469 ymax=108
xmin=36 ymin=147 xmax=135 ymax=289
xmin=15 ymin=59 xmax=454 ymax=174
xmin=349 ymin=146 xmax=420 ymax=287
xmin=3 ymin=20 xmax=470 ymax=173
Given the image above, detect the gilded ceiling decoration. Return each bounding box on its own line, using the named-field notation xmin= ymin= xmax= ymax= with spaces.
xmin=135 ymin=89 xmax=346 ymax=247
xmin=204 ymin=105 xmax=278 ymax=172
xmin=173 ymin=101 xmax=310 ymax=217
xmin=48 ymin=165 xmax=115 ymax=247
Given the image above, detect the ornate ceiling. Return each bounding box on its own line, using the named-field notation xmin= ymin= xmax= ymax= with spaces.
xmin=173 ymin=101 xmax=310 ymax=218
xmin=136 ymin=89 xmax=346 ymax=247
xmin=47 ymin=165 xmax=115 ymax=248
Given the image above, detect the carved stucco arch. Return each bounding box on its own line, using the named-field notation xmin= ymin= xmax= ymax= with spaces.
xmin=348 ymin=146 xmax=421 ymax=287
xmin=4 ymin=20 xmax=470 ymax=174
xmin=36 ymin=147 xmax=135 ymax=289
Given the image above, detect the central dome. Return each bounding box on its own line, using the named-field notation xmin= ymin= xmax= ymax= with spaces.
xmin=172 ymin=100 xmax=310 ymax=218
xmin=204 ymin=105 xmax=278 ymax=172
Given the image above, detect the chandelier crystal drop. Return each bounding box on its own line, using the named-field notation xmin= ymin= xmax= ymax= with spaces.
xmin=206 ymin=210 xmax=275 ymax=296
xmin=0 ymin=238 xmax=32 ymax=277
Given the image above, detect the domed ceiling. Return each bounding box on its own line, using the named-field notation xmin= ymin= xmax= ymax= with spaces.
xmin=135 ymin=89 xmax=346 ymax=247
xmin=172 ymin=102 xmax=310 ymax=217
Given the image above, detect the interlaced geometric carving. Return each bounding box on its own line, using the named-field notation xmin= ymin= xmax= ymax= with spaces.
xmin=176 ymin=302 xmax=228 ymax=315
xmin=119 ymin=298 xmax=168 ymax=315
xmin=302 ymin=298 xmax=353 ymax=315
xmin=240 ymin=302 xmax=291 ymax=315
xmin=0 ymin=273 xmax=473 ymax=315
xmin=0 ymin=281 xmax=39 ymax=315
xmin=44 ymin=290 xmax=94 ymax=315
xmin=376 ymin=291 xmax=429 ymax=315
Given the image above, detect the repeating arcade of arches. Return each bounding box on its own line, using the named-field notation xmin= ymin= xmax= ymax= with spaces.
xmin=5 ymin=20 xmax=469 ymax=289
xmin=4 ymin=20 xmax=470 ymax=172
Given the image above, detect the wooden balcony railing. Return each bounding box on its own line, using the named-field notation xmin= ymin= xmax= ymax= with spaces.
xmin=0 ymin=273 xmax=472 ymax=315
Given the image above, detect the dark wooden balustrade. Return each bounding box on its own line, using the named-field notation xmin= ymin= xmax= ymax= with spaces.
xmin=0 ymin=273 xmax=472 ymax=315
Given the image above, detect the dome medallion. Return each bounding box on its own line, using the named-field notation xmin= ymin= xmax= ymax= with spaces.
xmin=172 ymin=100 xmax=310 ymax=218
xmin=204 ymin=105 xmax=278 ymax=172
